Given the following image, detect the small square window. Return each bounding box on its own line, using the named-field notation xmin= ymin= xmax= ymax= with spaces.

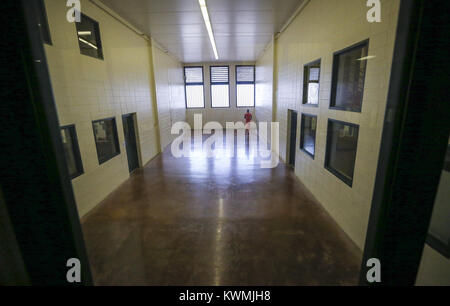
xmin=324 ymin=119 xmax=360 ymax=186
xmin=300 ymin=114 xmax=317 ymax=158
xmin=303 ymin=60 xmax=320 ymax=106
xmin=35 ymin=0 xmax=52 ymax=45
xmin=61 ymin=125 xmax=83 ymax=179
xmin=330 ymin=40 xmax=369 ymax=112
xmin=76 ymin=13 xmax=103 ymax=60
xmin=92 ymin=118 xmax=121 ymax=164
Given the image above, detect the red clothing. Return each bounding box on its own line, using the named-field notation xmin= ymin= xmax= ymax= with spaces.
xmin=244 ymin=113 xmax=253 ymax=123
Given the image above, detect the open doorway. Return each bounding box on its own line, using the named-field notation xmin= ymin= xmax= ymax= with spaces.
xmin=122 ymin=113 xmax=140 ymax=173
xmin=287 ymin=109 xmax=298 ymax=167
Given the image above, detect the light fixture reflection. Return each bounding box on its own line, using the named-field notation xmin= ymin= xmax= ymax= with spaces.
xmin=78 ymin=37 xmax=98 ymax=50
xmin=357 ymin=55 xmax=376 ymax=61
xmin=77 ymin=31 xmax=92 ymax=36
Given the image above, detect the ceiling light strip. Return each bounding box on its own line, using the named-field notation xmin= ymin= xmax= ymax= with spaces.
xmin=198 ymin=0 xmax=219 ymax=60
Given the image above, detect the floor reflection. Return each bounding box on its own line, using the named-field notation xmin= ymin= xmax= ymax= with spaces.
xmin=81 ymin=132 xmax=361 ymax=285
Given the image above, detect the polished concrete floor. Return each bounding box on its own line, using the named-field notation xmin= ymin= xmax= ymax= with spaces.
xmin=81 ymin=134 xmax=362 ymax=285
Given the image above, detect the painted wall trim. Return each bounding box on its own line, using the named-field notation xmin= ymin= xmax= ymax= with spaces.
xmin=89 ymin=0 xmax=149 ymax=40
xmin=89 ymin=0 xmax=181 ymax=63
xmin=276 ymin=0 xmax=310 ymax=38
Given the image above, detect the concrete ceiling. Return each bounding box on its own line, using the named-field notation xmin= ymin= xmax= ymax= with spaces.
xmin=99 ymin=0 xmax=305 ymax=63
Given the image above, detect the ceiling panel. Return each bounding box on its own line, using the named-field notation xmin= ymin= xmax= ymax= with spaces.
xmin=99 ymin=0 xmax=305 ymax=63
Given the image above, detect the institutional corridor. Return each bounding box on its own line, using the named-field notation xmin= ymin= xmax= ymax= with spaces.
xmin=82 ymin=135 xmax=361 ymax=285
xmin=3 ymin=0 xmax=448 ymax=288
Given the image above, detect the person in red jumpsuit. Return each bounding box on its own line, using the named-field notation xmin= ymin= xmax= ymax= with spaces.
xmin=244 ymin=109 xmax=253 ymax=137
xmin=244 ymin=109 xmax=253 ymax=126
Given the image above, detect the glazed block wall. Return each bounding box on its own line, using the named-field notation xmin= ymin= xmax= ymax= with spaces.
xmin=271 ymin=0 xmax=401 ymax=248
xmin=185 ymin=62 xmax=255 ymax=128
xmin=255 ymin=40 xmax=275 ymax=124
xmin=151 ymin=43 xmax=186 ymax=150
xmin=43 ymin=0 xmax=181 ymax=217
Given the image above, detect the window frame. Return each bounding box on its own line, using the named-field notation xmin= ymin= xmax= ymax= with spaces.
xmin=184 ymin=66 xmax=205 ymax=109
xmin=329 ymin=39 xmax=369 ymax=113
xmin=235 ymin=65 xmax=256 ymax=108
xmin=36 ymin=0 xmax=52 ymax=45
xmin=210 ymin=65 xmax=230 ymax=108
xmin=299 ymin=113 xmax=318 ymax=159
xmin=60 ymin=124 xmax=84 ymax=179
xmin=302 ymin=59 xmax=321 ymax=107
xmin=75 ymin=13 xmax=104 ymax=60
xmin=324 ymin=119 xmax=360 ymax=187
xmin=92 ymin=117 xmax=121 ymax=165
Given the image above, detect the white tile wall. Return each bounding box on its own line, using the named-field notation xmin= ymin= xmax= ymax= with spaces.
xmin=257 ymin=0 xmax=401 ymax=249
xmin=151 ymin=43 xmax=186 ymax=150
xmin=255 ymin=40 xmax=275 ymax=124
xmin=44 ymin=0 xmax=184 ymax=217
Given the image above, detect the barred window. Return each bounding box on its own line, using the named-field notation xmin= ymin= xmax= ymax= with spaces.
xmin=210 ymin=66 xmax=230 ymax=108
xmin=236 ymin=66 xmax=255 ymax=107
xmin=184 ymin=67 xmax=205 ymax=108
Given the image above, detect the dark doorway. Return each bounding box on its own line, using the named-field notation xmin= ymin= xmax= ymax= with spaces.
xmin=122 ymin=113 xmax=140 ymax=173
xmin=288 ymin=110 xmax=298 ymax=167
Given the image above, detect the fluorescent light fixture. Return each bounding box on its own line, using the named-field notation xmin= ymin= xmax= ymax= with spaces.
xmin=77 ymin=31 xmax=92 ymax=36
xmin=198 ymin=0 xmax=219 ymax=60
xmin=78 ymin=37 xmax=98 ymax=50
xmin=357 ymin=55 xmax=376 ymax=61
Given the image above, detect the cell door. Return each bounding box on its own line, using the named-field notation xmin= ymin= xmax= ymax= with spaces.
xmin=122 ymin=114 xmax=140 ymax=173
xmin=288 ymin=110 xmax=298 ymax=167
